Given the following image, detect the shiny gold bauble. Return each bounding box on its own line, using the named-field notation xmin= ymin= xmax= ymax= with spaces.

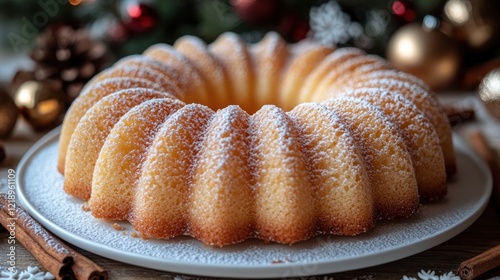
xmin=387 ymin=23 xmax=462 ymax=91
xmin=14 ymin=81 xmax=65 ymax=131
xmin=478 ymin=68 xmax=500 ymax=119
xmin=0 ymin=90 xmax=19 ymax=139
xmin=441 ymin=0 xmax=500 ymax=52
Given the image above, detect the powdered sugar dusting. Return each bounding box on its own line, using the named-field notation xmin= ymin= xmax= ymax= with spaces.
xmin=288 ymin=102 xmax=367 ymax=182
xmin=312 ymin=55 xmax=393 ymax=102
xmin=173 ymin=35 xmax=229 ymax=109
xmin=322 ymin=97 xmax=419 ymax=219
xmin=339 ymin=88 xmax=446 ymax=201
xmin=89 ymin=98 xmax=185 ymax=219
xmin=39 ymin=32 xmax=470 ymax=277
xmin=144 ymin=44 xmax=209 ymax=105
xmin=14 ymin=207 xmax=72 ymax=256
xmin=209 ymin=32 xmax=255 ymax=112
xmin=288 ymin=103 xmax=374 ymax=234
xmin=298 ymin=47 xmax=365 ymax=103
xmin=252 ymin=105 xmax=310 ymax=186
xmin=193 ymin=106 xmax=251 ymax=184
xmin=354 ymin=69 xmax=430 ymax=90
xmin=79 ymin=77 xmax=158 ymax=96
xmin=250 ymin=32 xmax=288 ymax=109
xmin=18 ymin=130 xmax=487 ymax=277
xmin=132 ymin=104 xmax=215 ymax=239
xmin=187 ymin=105 xmax=253 ymax=244
xmin=64 ymin=89 xmax=173 ymax=199
xmin=111 ymin=56 xmax=184 ymax=99
xmin=345 ymin=77 xmax=452 ymax=147
xmin=58 ymin=76 xmax=163 ymax=172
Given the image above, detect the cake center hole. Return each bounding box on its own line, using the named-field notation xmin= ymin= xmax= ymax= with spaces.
xmin=191 ymin=88 xmax=300 ymax=115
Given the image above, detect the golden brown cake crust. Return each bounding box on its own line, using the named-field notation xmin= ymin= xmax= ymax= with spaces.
xmin=59 ymin=32 xmax=453 ymax=246
xmin=64 ymin=89 xmax=174 ymax=200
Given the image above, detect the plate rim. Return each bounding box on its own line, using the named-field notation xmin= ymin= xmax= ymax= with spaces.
xmin=16 ymin=127 xmax=493 ymax=278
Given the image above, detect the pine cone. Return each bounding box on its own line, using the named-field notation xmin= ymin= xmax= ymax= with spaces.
xmin=28 ymin=25 xmax=110 ymax=108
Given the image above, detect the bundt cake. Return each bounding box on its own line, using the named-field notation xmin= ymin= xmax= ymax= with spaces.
xmin=58 ymin=32 xmax=455 ymax=246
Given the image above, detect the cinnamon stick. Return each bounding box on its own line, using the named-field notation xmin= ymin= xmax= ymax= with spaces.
xmin=443 ymin=104 xmax=476 ymax=127
xmin=0 ymin=195 xmax=73 ymax=264
xmin=0 ymin=205 xmax=73 ymax=279
xmin=71 ymin=253 xmax=108 ymax=280
xmin=0 ymin=194 xmax=108 ymax=280
xmin=467 ymin=131 xmax=500 ymax=212
xmin=457 ymin=245 xmax=500 ymax=279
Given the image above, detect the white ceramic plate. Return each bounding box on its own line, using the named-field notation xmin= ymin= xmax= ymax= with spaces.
xmin=16 ymin=127 xmax=492 ymax=279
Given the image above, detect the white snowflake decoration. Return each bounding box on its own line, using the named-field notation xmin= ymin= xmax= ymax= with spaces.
xmin=439 ymin=272 xmax=461 ymax=280
xmin=308 ymin=0 xmax=363 ymax=46
xmin=0 ymin=268 xmax=18 ymax=279
xmin=418 ymin=270 xmax=439 ymax=280
xmin=364 ymin=10 xmax=390 ymax=37
xmin=402 ymin=270 xmax=461 ymax=280
xmin=0 ymin=266 xmax=54 ymax=280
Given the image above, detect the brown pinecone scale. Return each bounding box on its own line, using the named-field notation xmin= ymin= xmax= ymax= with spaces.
xmin=29 ymin=25 xmax=110 ymax=107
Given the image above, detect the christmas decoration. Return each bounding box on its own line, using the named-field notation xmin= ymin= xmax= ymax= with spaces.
xmin=0 ymin=89 xmax=19 ymax=139
xmin=441 ymin=0 xmax=500 ymax=53
xmin=231 ymin=0 xmax=280 ymax=25
xmin=402 ymin=270 xmax=461 ymax=280
xmin=306 ymin=0 xmax=404 ymax=54
xmin=118 ymin=0 xmax=159 ymax=33
xmin=14 ymin=81 xmax=65 ymax=131
xmin=478 ymin=68 xmax=500 ymax=119
xmin=1 ymin=0 xmax=499 ymax=92
xmin=14 ymin=25 xmax=109 ymax=109
xmin=0 ymin=266 xmax=54 ymax=280
xmin=386 ymin=21 xmax=462 ymax=90
xmin=390 ymin=0 xmax=417 ymax=23
xmin=278 ymin=12 xmax=309 ymax=42
xmin=89 ymin=15 xmax=130 ymax=44
xmin=308 ymin=0 xmax=364 ymax=46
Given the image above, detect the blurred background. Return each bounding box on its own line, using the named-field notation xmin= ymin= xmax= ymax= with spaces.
xmin=1 ymin=0 xmax=500 ymax=135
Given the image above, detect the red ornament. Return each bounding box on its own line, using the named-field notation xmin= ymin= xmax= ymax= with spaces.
xmin=278 ymin=12 xmax=310 ymax=42
xmin=120 ymin=0 xmax=158 ymax=33
xmin=390 ymin=0 xmax=416 ymax=23
xmin=292 ymin=18 xmax=309 ymax=42
xmin=231 ymin=0 xmax=280 ymax=25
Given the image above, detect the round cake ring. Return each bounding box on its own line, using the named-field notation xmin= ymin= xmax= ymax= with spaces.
xmin=57 ymin=32 xmax=456 ymax=246
xmin=16 ymin=127 xmax=492 ymax=278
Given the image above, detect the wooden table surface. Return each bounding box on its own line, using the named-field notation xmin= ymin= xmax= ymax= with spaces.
xmin=1 ymin=94 xmax=500 ymax=280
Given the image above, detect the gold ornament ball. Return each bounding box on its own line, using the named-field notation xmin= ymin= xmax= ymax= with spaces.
xmin=441 ymin=0 xmax=500 ymax=52
xmin=14 ymin=81 xmax=65 ymax=130
xmin=387 ymin=23 xmax=462 ymax=90
xmin=478 ymin=68 xmax=500 ymax=119
xmin=0 ymin=90 xmax=19 ymax=139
